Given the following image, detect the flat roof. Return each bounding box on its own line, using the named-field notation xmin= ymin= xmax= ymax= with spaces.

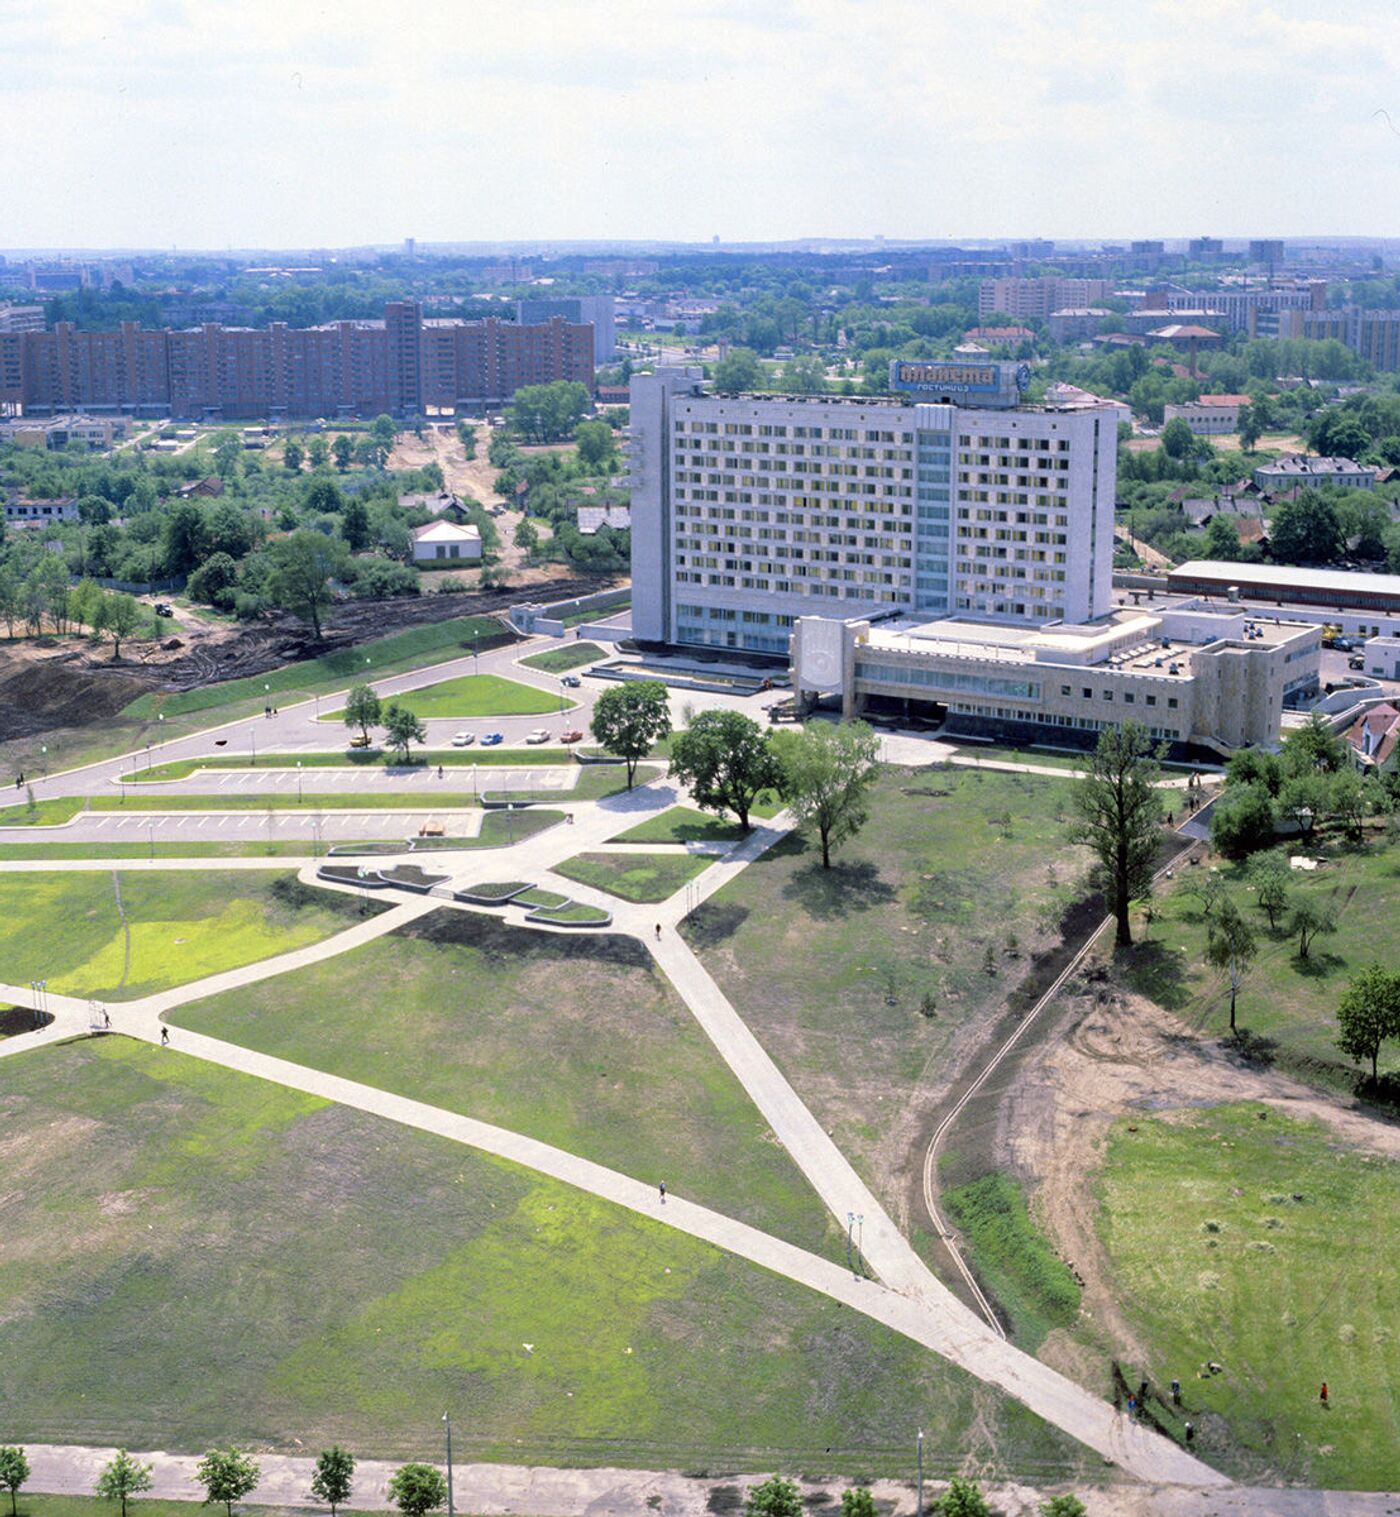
xmin=1171 ymin=559 xmax=1400 ymax=596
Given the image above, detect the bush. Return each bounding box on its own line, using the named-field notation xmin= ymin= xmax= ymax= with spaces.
xmin=435 ymin=577 xmax=468 ymax=594
xmin=350 ymin=560 xmax=421 ymax=600
xmin=1211 ymin=783 xmax=1277 ymax=858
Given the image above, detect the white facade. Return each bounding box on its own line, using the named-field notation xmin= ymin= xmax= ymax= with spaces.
xmin=1163 ymin=397 xmax=1248 ymax=435
xmin=629 ymin=368 xmax=1117 ymax=654
xmin=410 ymin=520 xmax=481 ymax=563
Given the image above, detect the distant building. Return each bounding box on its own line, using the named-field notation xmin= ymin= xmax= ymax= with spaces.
xmin=1145 ymin=323 xmax=1224 ymax=353
xmin=962 ymin=325 xmax=1035 ymax=344
xmin=977 ymin=278 xmax=1112 ymax=321
xmin=1343 ymin=702 xmax=1400 ymax=774
xmin=515 ymin=296 xmax=616 ymax=361
xmin=1248 ymin=239 xmax=1286 ymax=267
xmin=175 ymin=476 xmax=225 ymax=499
xmin=1130 ymin=241 xmax=1165 ymax=255
xmin=1163 ymin=395 xmax=1251 ymax=435
xmin=1188 ymin=237 xmax=1224 ymax=258
xmin=577 ymin=504 xmax=631 ymax=535
xmin=410 ymin=519 xmax=482 ymax=564
xmin=1276 ymin=307 xmax=1400 ymax=371
xmin=0 ymin=414 xmax=126 ymax=449
xmin=4 ymin=495 xmax=80 ymax=525
xmin=0 ymin=303 xmax=45 ymax=334
xmin=1047 ymin=308 xmax=1111 ymax=342
xmin=1251 ymin=454 xmax=1375 ymax=491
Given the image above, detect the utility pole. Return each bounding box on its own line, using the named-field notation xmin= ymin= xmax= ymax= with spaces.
xmin=442 ymin=1413 xmax=454 ymax=1517
xmin=917 ymin=1430 xmax=924 ymax=1517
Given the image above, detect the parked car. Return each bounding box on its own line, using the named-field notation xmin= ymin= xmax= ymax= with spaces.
xmin=525 ymin=728 xmax=551 ymax=744
xmin=154 ymin=602 xmax=174 ymax=618
xmin=348 ymin=734 xmax=373 ymax=749
xmin=561 ymin=674 xmax=582 ymax=688
xmin=1348 ymin=654 xmax=1366 ymax=670
xmin=559 ymin=729 xmax=584 ymax=743
xmin=481 ymin=732 xmax=504 ymax=746
xmin=450 ymin=731 xmax=476 ymax=747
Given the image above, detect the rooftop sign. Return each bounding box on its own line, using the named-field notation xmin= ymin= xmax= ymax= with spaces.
xmin=890 ymin=359 xmax=1031 ymax=403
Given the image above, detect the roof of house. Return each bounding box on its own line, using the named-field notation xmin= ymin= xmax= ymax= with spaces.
xmin=577 ymin=505 xmax=631 ymax=535
xmin=410 ymin=520 xmax=481 ymax=543
xmin=1345 ymin=703 xmax=1400 ymax=768
xmin=1255 ymin=454 xmax=1372 ymax=477
xmin=1191 ymin=394 xmax=1251 ymax=407
xmin=1170 ymin=559 xmax=1400 ymax=597
xmin=1148 ymin=324 xmax=1221 ymax=339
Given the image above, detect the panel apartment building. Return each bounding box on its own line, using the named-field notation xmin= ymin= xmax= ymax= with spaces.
xmin=978 ymin=277 xmax=1113 ymax=321
xmin=0 ymin=302 xmax=594 ymax=420
xmin=630 ymin=362 xmax=1320 ymax=754
xmin=629 ymin=361 xmax=1116 ymax=655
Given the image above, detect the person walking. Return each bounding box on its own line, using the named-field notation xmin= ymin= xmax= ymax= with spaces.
xmin=1320 ymin=1382 xmax=1329 ymax=1407
xmin=655 ymin=923 xmax=662 ymax=940
xmin=659 ymin=1181 xmax=667 ymax=1203
xmin=1171 ymin=1378 xmax=1181 ymax=1406
xmin=1184 ymin=1422 xmax=1194 ymax=1444
xmin=160 ymin=1026 xmax=170 ymax=1047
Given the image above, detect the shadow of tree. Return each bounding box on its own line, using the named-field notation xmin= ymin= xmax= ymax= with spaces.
xmin=1117 ymin=940 xmax=1191 ymax=1011
xmin=780 ymin=856 xmax=897 ymax=921
xmin=1223 ymin=1027 xmax=1279 ymax=1068
xmin=1292 ymin=949 xmax=1347 ymax=980
xmin=680 ymin=900 xmax=749 ymax=950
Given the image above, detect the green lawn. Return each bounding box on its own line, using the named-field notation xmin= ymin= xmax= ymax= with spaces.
xmin=0 ymin=794 xmax=490 ymax=826
xmin=681 ymin=768 xmax=1089 ymax=1221
xmin=126 ymin=749 xmax=577 ymax=782
xmin=172 ymin=910 xmax=830 ymax=1257
xmin=0 ymin=872 xmax=373 ymax=1000
xmin=323 ymin=674 xmax=566 ymax=722
xmin=1120 ymin=837 xmax=1400 ymax=1090
xmin=0 ymin=1038 xmax=1091 ymax=1476
xmin=520 ymin=641 xmax=603 ymax=673
xmin=0 ymin=841 xmax=326 ymax=860
xmin=529 ymin=901 xmax=612 ymax=925
xmin=554 ymin=850 xmax=715 ymax=903
xmin=1096 ymin=1104 xmax=1400 ymax=1487
xmin=610 ymin=806 xmax=746 ymax=846
xmin=484 ymin=763 xmax=658 ymax=806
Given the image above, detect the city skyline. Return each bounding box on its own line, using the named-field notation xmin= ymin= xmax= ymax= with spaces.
xmin=10 ymin=0 xmax=1400 ymax=249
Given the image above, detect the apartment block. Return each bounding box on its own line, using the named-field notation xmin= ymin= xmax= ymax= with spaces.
xmin=1276 ymin=307 xmax=1400 ymax=371
xmin=629 ymin=363 xmax=1116 ymax=655
xmin=978 ymin=277 xmax=1113 ymax=321
xmin=0 ymin=303 xmax=593 ymax=419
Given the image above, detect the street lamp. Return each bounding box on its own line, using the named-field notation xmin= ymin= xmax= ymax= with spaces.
xmin=148 ymin=821 xmax=155 ymax=861
xmin=297 ymin=760 xmax=303 ymax=804
xmin=157 ymin=712 xmax=165 ymax=749
xmin=847 ymin=1211 xmax=863 ymax=1277
xmin=442 ymin=1413 xmax=454 ymax=1517
xmin=917 ymin=1430 xmax=924 ymax=1517
xmin=145 ymin=740 xmax=152 ymax=774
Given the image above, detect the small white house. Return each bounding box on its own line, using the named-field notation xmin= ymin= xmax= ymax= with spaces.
xmin=411 ymin=519 xmax=482 ymax=564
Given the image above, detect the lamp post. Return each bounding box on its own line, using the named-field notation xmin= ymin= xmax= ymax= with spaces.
xmin=847 ymin=1211 xmax=863 ymax=1276
xmin=297 ymin=760 xmax=303 ymax=805
xmin=148 ymin=821 xmax=155 ymax=861
xmin=917 ymin=1430 xmax=924 ymax=1517
xmin=146 ymin=740 xmax=152 ymax=774
xmin=157 ymin=711 xmax=165 ymax=750
xmin=442 ymin=1413 xmax=454 ymax=1517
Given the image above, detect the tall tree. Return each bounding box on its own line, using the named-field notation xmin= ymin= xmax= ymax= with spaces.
xmin=0 ymin=1448 xmax=29 ymax=1517
xmin=772 ymin=720 xmax=881 ymax=867
xmin=1289 ymin=897 xmax=1337 ymax=961
xmin=1069 ymin=722 xmax=1163 ymax=947
xmin=162 ymin=500 xmax=210 ymax=576
xmin=712 ymin=347 xmax=764 ymax=392
xmin=1205 ymin=896 xmax=1257 ymax=1032
xmin=382 ymin=702 xmax=427 ymax=763
xmin=213 ymin=432 xmax=243 ymax=480
xmin=1236 ymin=403 xmax=1261 ymax=453
xmin=386 ymin=1465 xmax=446 ymax=1517
xmin=669 ymin=709 xmax=783 ymax=832
xmin=589 ymin=681 xmax=671 ymax=788
xmin=267 ymin=530 xmax=346 ymax=639
xmin=308 ymin=435 xmax=329 ymax=469
xmin=340 ymin=496 xmax=371 ymax=552
xmin=97 ymin=592 xmax=144 ymax=661
xmin=343 ymin=684 xmax=381 ymax=743
xmin=1281 ymin=710 xmax=1347 ymax=776
xmin=95 ymin=1450 xmax=154 ymax=1517
xmin=331 ymin=434 xmax=353 ymax=471
xmin=309 ymin=1447 xmax=355 ymax=1517
xmin=1249 ymin=853 xmax=1290 ymax=929
xmin=194 ymin=1449 xmax=260 ymax=1517
xmin=1268 ymin=490 xmax=1344 ymax=565
xmin=1335 ymin=964 xmax=1400 ymax=1080
xmin=283 ymin=441 xmax=305 ymax=474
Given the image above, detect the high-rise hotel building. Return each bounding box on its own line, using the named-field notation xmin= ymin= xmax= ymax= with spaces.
xmin=629 ymin=361 xmax=1118 ymax=654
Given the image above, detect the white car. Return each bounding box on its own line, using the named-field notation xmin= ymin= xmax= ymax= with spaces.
xmin=525 ymin=728 xmax=551 ymax=744
xmin=450 ymin=731 xmax=476 ymax=747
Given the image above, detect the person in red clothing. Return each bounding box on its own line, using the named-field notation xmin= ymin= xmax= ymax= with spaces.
xmin=1320 ymin=1382 xmax=1329 ymax=1406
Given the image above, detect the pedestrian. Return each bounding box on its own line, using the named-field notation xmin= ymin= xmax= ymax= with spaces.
xmin=1139 ymin=1378 xmax=1149 ymax=1403
xmin=655 ymin=922 xmax=662 ymax=940
xmin=1166 ymin=811 xmax=1174 ymax=826
xmin=438 ymin=765 xmax=444 ymax=779
xmin=1184 ymin=1421 xmax=1194 ymax=1444
xmin=103 ymin=1009 xmax=111 ymax=1029
xmin=659 ymin=1181 xmax=667 ymax=1202
xmin=1171 ymin=1378 xmax=1181 ymax=1406
xmin=1320 ymin=1382 xmax=1329 ymax=1407
xmin=1126 ymin=1395 xmax=1137 ymax=1420
xmin=160 ymin=1026 xmax=169 ymax=1046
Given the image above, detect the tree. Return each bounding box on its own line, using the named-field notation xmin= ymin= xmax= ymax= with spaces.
xmin=332 ymin=434 xmax=353 ymax=471
xmin=372 ymin=414 xmax=398 ymax=456
xmin=1335 ymin=964 xmax=1400 ymax=1080
xmin=309 ymin=1447 xmax=355 ymax=1517
xmin=343 ymin=684 xmax=381 ymax=743
xmin=207 ymin=501 xmax=256 ymax=559
xmin=670 ymin=709 xmax=783 ymax=832
xmin=267 ymin=530 xmax=347 ymax=639
xmin=308 ymin=435 xmax=329 ymax=469
xmin=1236 ymin=403 xmax=1261 ymax=453
xmin=1328 ymin=767 xmax=1369 ymax=841
xmin=162 ymin=500 xmax=210 ymax=575
xmin=1040 ymin=1500 xmax=1088 ymax=1517
xmin=772 ymin=720 xmax=881 ymax=867
xmin=589 ymin=681 xmax=671 ymax=787
xmin=340 ymin=495 xmax=371 ymax=551
xmin=96 ymin=1450 xmax=154 ymax=1517
xmin=383 ymin=702 xmax=427 ymax=763
xmin=1205 ymin=896 xmax=1257 ymax=1032
xmin=305 ymin=478 xmax=346 ymax=517
xmin=386 ymin=1464 xmax=446 ymax=1517
xmin=187 ymin=551 xmax=240 ymax=609
xmin=744 ymin=1477 xmax=802 ymax=1517
xmin=1281 ymin=711 xmax=1347 ymax=776
xmin=1211 ymin=786 xmax=1277 ymax=862
xmin=1268 ymin=490 xmax=1344 ymax=565
xmin=514 ymin=518 xmax=539 ymax=555
xmin=1278 ymin=773 xmax=1329 ymax=841
xmin=213 ymin=432 xmax=243 ymax=479
xmin=506 ymin=381 xmax=590 ymax=443
xmin=712 ymin=347 xmax=764 ymax=392
xmin=1202 ymin=514 xmax=1242 ymax=560
xmin=283 ymin=441 xmax=305 ymax=474
xmin=1161 ymin=417 xmax=1197 ymax=459
xmin=839 ymin=1490 xmax=876 ymax=1517
xmin=574 ymin=419 xmax=618 ymax=473
xmin=1226 ymin=748 xmax=1282 ymax=795
xmin=0 ymin=1448 xmax=29 ymax=1517
xmin=98 ymin=592 xmax=144 ymax=661
xmin=1249 ymin=853 xmax=1290 ymax=929
xmin=1289 ymin=897 xmax=1337 ymax=961
xmin=194 ymin=1448 xmax=260 ymax=1517
xmin=1069 ymin=722 xmax=1163 ymax=946
xmin=933 ymin=1478 xmax=990 ymax=1517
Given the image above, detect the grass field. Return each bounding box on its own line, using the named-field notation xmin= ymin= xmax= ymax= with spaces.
xmin=0 ymin=872 xmax=371 ymax=1000
xmin=0 ymin=1038 xmax=1090 ymax=1476
xmin=610 ymin=806 xmax=745 ymax=846
xmin=0 ymin=841 xmax=325 ymax=860
xmin=520 ymin=642 xmax=603 ymax=673
xmin=681 ymin=768 xmax=1086 ymax=1215
xmin=554 ymin=850 xmax=715 ymax=903
xmin=0 ymin=794 xmax=494 ymax=826
xmin=1120 ymin=836 xmax=1400 ymax=1090
xmin=323 ymin=674 xmax=566 ymax=723
xmin=126 ymin=749 xmax=577 ymax=782
xmin=172 ymin=910 xmax=831 ymax=1254
xmin=1095 ymin=1103 xmax=1400 ymax=1487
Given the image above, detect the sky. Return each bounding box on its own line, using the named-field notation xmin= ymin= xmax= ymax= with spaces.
xmin=9 ymin=0 xmax=1400 ymax=250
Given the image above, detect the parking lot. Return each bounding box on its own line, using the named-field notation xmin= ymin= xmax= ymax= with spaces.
xmin=1 ymin=808 xmax=483 ymax=846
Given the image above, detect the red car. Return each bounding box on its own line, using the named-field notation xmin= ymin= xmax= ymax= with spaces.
xmin=559 ymin=729 xmax=584 ymax=743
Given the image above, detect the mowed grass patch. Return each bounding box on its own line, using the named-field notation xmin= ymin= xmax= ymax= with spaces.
xmin=1095 ymin=1104 xmax=1400 ymax=1487
xmin=0 ymin=871 xmax=372 ymax=1000
xmin=554 ymin=851 xmax=715 ymax=903
xmin=610 ymin=806 xmax=746 ymax=846
xmin=173 ymin=910 xmax=830 ymax=1255
xmin=126 ymin=749 xmax=576 ymax=782
xmin=520 ymin=641 xmax=604 ymax=673
xmin=681 ymin=768 xmax=1086 ymax=1216
xmin=1120 ymin=838 xmax=1400 ymax=1090
xmin=323 ymin=674 xmax=564 ymax=722
xmin=0 ymin=1037 xmax=1097 ymax=1476
xmin=0 ymin=841 xmax=324 ymax=860
xmin=942 ymin=1173 xmax=1080 ymax=1351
